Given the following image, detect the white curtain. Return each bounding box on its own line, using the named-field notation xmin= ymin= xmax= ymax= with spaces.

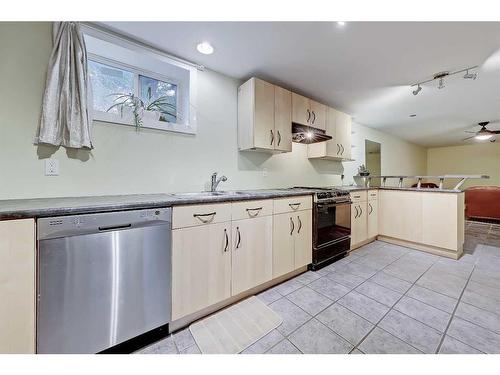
xmin=35 ymin=22 xmax=93 ymax=149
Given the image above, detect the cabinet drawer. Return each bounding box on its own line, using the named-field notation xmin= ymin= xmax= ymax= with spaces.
xmin=231 ymin=199 xmax=273 ymax=221
xmin=350 ymin=191 xmax=367 ymax=202
xmin=273 ymin=195 xmax=312 ymax=214
xmin=368 ymin=190 xmax=378 ymax=201
xmin=173 ymin=203 xmax=232 ymax=229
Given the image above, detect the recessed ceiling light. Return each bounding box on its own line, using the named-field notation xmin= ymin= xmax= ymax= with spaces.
xmin=337 ymin=21 xmax=346 ymax=26
xmin=196 ymin=42 xmax=214 ymax=55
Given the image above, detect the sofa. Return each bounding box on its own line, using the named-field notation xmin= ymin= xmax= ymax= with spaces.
xmin=465 ymin=186 xmax=500 ymax=222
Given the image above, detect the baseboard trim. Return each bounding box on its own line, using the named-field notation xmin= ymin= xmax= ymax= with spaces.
xmin=169 ymin=266 xmax=308 ymax=333
xmin=377 ymin=235 xmax=463 ymax=260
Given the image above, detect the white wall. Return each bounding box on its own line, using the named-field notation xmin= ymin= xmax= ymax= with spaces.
xmin=427 ymin=143 xmax=500 ymax=189
xmin=0 ymin=22 xmax=428 ymax=200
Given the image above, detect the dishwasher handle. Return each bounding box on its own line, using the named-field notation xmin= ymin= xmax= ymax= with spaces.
xmin=98 ymin=224 xmax=132 ymax=231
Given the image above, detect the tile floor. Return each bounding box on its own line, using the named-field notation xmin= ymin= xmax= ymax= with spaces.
xmin=137 ymin=220 xmax=500 ymax=354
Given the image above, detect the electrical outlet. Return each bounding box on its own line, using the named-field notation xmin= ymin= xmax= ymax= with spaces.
xmin=262 ymin=168 xmax=268 ymax=177
xmin=45 ymin=159 xmax=59 ymax=176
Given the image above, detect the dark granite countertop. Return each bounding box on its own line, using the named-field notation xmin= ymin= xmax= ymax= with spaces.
xmin=0 ymin=189 xmax=314 ymax=220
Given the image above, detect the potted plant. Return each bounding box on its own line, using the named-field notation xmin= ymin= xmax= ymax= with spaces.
xmin=107 ymin=87 xmax=176 ymax=130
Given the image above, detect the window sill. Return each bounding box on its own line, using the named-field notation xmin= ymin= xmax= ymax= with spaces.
xmin=93 ymin=111 xmax=196 ymax=135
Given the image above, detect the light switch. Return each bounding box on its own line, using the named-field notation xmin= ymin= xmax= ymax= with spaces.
xmin=262 ymin=168 xmax=268 ymax=177
xmin=45 ymin=159 xmax=59 ymax=176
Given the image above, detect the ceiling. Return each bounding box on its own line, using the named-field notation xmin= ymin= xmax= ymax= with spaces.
xmin=102 ymin=22 xmax=500 ymax=147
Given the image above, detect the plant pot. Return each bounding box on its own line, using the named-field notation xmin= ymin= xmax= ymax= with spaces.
xmin=143 ymin=110 xmax=160 ymax=122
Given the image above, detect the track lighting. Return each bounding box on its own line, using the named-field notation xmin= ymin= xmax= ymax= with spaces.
xmin=410 ymin=65 xmax=478 ymax=96
xmin=463 ymin=69 xmax=478 ymax=80
xmin=438 ymin=77 xmax=445 ymax=89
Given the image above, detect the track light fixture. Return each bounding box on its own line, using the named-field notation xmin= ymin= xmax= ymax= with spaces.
xmin=463 ymin=69 xmax=477 ymax=80
xmin=410 ymin=65 xmax=478 ymax=95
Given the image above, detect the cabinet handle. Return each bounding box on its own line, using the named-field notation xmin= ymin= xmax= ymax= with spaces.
xmin=340 ymin=144 xmax=345 ymax=155
xmin=337 ymin=144 xmax=341 ymax=155
xmin=368 ymin=203 xmax=373 ymax=215
xmin=277 ymin=130 xmax=281 ymax=146
xmin=223 ymin=228 xmax=229 ymax=252
xmin=297 ymin=215 xmax=302 ymax=234
xmin=289 ymin=203 xmax=301 ymax=210
xmin=290 ymin=217 xmax=295 ymax=235
xmin=270 ymin=129 xmax=274 ymax=145
xmin=236 ymin=226 xmax=241 ymax=249
xmin=306 ymin=109 xmax=311 ymax=123
xmin=193 ymin=212 xmax=216 ymax=223
xmin=246 ymin=207 xmax=263 ymax=217
xmin=311 ymin=111 xmax=316 ymax=124
xmin=354 ymin=206 xmax=359 ymax=219
xmin=359 ymin=205 xmax=363 ymax=216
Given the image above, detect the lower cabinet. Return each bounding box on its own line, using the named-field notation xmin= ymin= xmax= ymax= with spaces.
xmin=273 ymin=209 xmax=312 ymax=278
xmin=351 ymin=202 xmax=367 ymax=248
xmin=231 ymin=216 xmax=273 ymax=295
xmin=367 ymin=198 xmax=378 ymax=239
xmin=0 ymin=219 xmax=36 ymax=354
xmin=171 ymin=196 xmax=313 ymax=321
xmin=171 ymin=222 xmax=232 ymax=321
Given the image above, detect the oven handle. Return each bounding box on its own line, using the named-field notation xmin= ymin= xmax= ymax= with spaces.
xmin=316 ymin=201 xmax=352 ymax=209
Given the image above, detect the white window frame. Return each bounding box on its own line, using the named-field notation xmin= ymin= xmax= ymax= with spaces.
xmin=83 ymin=26 xmax=198 ymax=135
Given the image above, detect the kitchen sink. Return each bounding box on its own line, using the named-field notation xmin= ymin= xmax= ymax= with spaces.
xmin=171 ymin=191 xmax=248 ymax=197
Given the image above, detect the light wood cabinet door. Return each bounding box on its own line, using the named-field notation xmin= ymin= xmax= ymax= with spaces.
xmin=310 ymin=100 xmax=326 ymax=130
xmin=379 ymin=190 xmax=423 ymax=243
xmin=273 ymin=212 xmax=295 ymax=278
xmin=292 ymin=92 xmax=310 ymax=126
xmin=231 ymin=216 xmax=273 ymax=295
xmin=422 ymin=193 xmax=460 ymax=250
xmin=274 ymin=85 xmax=292 ymax=152
xmin=367 ymin=199 xmax=378 ymax=239
xmin=294 ymin=210 xmax=313 ymax=269
xmin=336 ymin=111 xmax=352 ymax=159
xmin=351 ymin=202 xmax=368 ymax=247
xmin=254 ymin=78 xmax=275 ymax=149
xmin=0 ymin=219 xmax=35 ymax=354
xmin=172 ymin=222 xmax=232 ymax=320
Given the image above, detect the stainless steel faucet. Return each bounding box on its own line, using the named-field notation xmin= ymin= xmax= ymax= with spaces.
xmin=211 ymin=172 xmax=227 ymax=192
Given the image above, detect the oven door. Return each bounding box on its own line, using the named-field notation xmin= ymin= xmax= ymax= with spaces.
xmin=315 ymin=201 xmax=351 ymax=249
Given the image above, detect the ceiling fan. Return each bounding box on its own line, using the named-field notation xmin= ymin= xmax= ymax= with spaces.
xmin=463 ymin=121 xmax=500 ymax=142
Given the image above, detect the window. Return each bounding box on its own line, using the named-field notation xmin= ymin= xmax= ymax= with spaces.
xmin=84 ymin=28 xmax=198 ymax=134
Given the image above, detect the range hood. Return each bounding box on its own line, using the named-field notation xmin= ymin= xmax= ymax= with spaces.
xmin=292 ymin=123 xmax=332 ymax=144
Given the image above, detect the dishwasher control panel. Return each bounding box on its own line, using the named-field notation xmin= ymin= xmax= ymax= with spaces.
xmin=38 ymin=207 xmax=172 ymax=240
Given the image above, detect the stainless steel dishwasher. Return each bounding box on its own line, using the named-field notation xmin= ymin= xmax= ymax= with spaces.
xmin=37 ymin=208 xmax=172 ymax=354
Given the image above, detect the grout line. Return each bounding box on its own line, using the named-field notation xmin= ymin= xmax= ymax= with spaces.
xmin=354 ymin=252 xmax=438 ymax=352
xmin=434 ymin=263 xmax=476 ymax=354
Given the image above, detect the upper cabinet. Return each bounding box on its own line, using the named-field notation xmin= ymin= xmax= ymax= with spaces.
xmin=291 ymin=93 xmax=326 ymax=130
xmin=238 ymin=76 xmax=353 ymax=159
xmin=238 ymin=77 xmax=292 ymax=153
xmin=307 ymin=106 xmax=352 ymax=160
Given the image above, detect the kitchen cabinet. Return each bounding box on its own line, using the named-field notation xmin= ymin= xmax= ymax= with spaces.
xmin=232 ymin=216 xmax=273 ymax=295
xmin=350 ymin=190 xmax=378 ymax=249
xmin=273 ymin=197 xmax=313 ymax=278
xmin=0 ymin=219 xmax=36 ymax=354
xmin=172 ymin=219 xmax=232 ymax=321
xmin=308 ymin=107 xmax=352 ymax=160
xmin=378 ymin=190 xmax=464 ymax=258
xmin=378 ymin=190 xmax=423 ymax=244
xmin=351 ymin=201 xmax=368 ymax=248
xmin=292 ymin=94 xmax=326 ymax=130
xmin=309 ymin=100 xmax=326 ymax=130
xmin=367 ymin=191 xmax=379 ymax=239
xmin=238 ymin=77 xmax=292 ymax=153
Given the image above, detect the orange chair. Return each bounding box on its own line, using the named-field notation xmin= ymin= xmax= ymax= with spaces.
xmin=465 ymin=186 xmax=500 ymax=221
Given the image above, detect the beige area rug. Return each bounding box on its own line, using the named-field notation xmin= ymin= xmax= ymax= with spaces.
xmin=189 ymin=296 xmax=282 ymax=354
